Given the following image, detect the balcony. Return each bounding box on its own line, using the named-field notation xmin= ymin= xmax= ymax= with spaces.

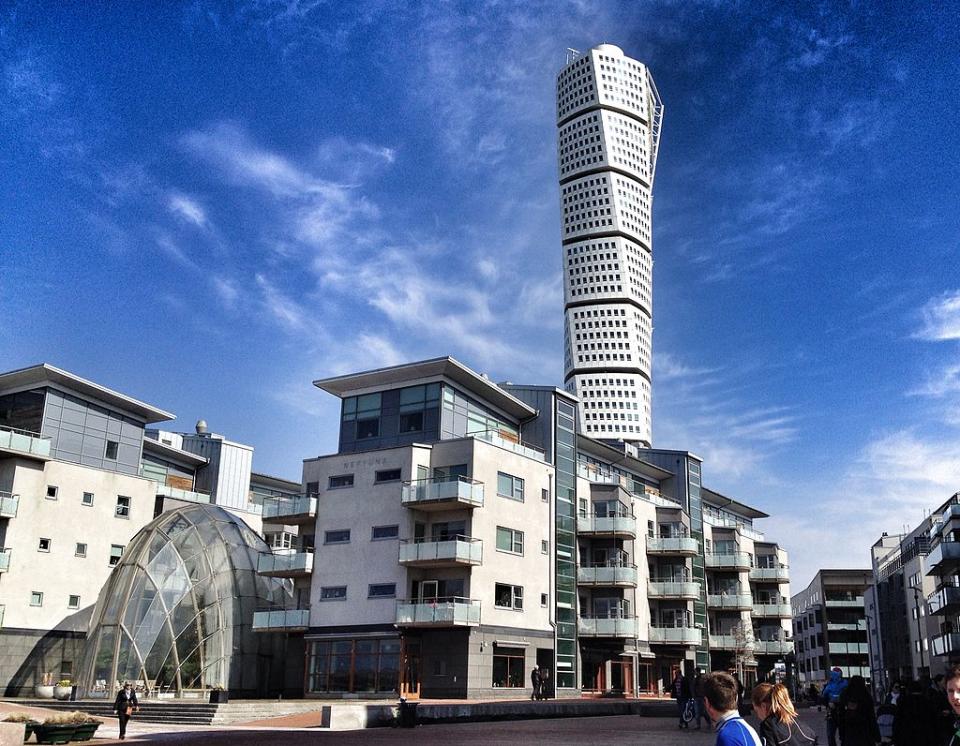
xmin=648 ymin=581 xmax=701 ymax=600
xmin=928 ymin=541 xmax=960 ymax=575
xmin=707 ymin=593 xmax=753 ymax=610
xmin=0 ymin=548 xmax=10 ymax=573
xmin=398 ymin=536 xmax=482 ymax=567
xmin=749 ymin=566 xmax=790 ymax=582
xmin=705 ymin=552 xmax=751 ymax=570
xmin=0 ymin=426 xmax=52 ymax=459
xmin=395 ymin=597 xmax=481 ymax=627
xmin=754 ymin=640 xmax=793 ymax=655
xmin=579 ymin=615 xmax=639 ymax=638
xmin=256 ymin=551 xmax=313 ymax=577
xmin=576 ymin=463 xmax=627 ymax=487
xmin=154 ymin=483 xmax=211 ymax=504
xmin=473 ymin=430 xmax=546 ymax=463
xmin=928 ymin=586 xmax=960 ymax=615
xmin=577 ymin=513 xmax=637 ymax=538
xmin=252 ymin=609 xmax=310 ymax=631
xmin=933 ymin=632 xmax=960 ymax=657
xmin=710 ymin=635 xmax=752 ymax=651
xmin=262 ymin=495 xmax=317 ymax=524
xmin=703 ymin=513 xmax=765 ymax=541
xmin=823 ymin=596 xmax=864 ymax=607
xmin=0 ymin=492 xmax=18 ymax=518
xmin=828 ymin=642 xmax=868 ymax=655
xmin=647 ymin=536 xmax=699 ymax=556
xmin=649 ymin=626 xmax=702 ymax=646
xmin=753 ymin=603 xmax=792 ymax=618
xmin=577 ymin=563 xmax=638 ymax=587
xmin=401 ymin=477 xmax=484 ymax=511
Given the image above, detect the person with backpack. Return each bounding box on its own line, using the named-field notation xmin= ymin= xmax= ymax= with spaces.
xmin=751 ymin=682 xmax=817 ymax=745
xmin=821 ymin=667 xmax=848 ymax=746
xmin=837 ymin=675 xmax=881 ymax=746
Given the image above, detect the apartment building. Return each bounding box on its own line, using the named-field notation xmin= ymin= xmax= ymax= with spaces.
xmin=259 ymin=357 xmax=793 ymax=699
xmin=792 ymin=569 xmax=871 ymax=686
xmin=920 ymin=494 xmax=960 ymax=676
xmin=0 ymin=364 xmax=297 ymax=696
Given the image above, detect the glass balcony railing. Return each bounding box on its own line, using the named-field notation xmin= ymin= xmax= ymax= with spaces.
xmin=401 ymin=477 xmax=484 ymax=510
xmin=262 ymin=496 xmax=317 ymax=522
xmin=577 ymin=564 xmax=638 ymax=587
xmin=709 ymin=634 xmax=751 ymax=651
xmin=753 ymin=640 xmax=794 ymax=655
xmin=252 ymin=609 xmax=310 ymax=631
xmin=153 ymin=483 xmax=211 ymax=504
xmin=579 ymin=615 xmax=639 ymax=638
xmin=926 ymin=541 xmax=960 ymax=574
xmin=753 ymin=602 xmax=792 ymax=618
xmin=256 ymin=551 xmax=313 ymax=576
xmin=0 ymin=492 xmax=19 ymax=518
xmin=702 ymin=513 xmax=765 ymax=541
xmin=399 ymin=536 xmax=482 ymax=566
xmin=577 ymin=513 xmax=637 ymax=537
xmin=473 ymin=430 xmax=546 ymax=463
xmin=823 ymin=595 xmax=863 ymax=607
xmin=647 ymin=536 xmax=699 ymax=555
xmin=928 ymin=586 xmax=960 ymax=615
xmin=0 ymin=426 xmax=51 ymax=457
xmin=395 ymin=597 xmax=481 ymax=627
xmin=750 ymin=566 xmax=790 ymax=582
xmin=827 ymin=642 xmax=868 ymax=655
xmin=649 ymin=626 xmax=702 ymax=645
xmin=0 ymin=548 xmax=10 ymax=573
xmin=647 ymin=581 xmax=701 ymax=599
xmin=707 ymin=593 xmax=754 ymax=609
xmin=933 ymin=632 xmax=960 ymax=657
xmin=705 ymin=552 xmax=751 ymax=570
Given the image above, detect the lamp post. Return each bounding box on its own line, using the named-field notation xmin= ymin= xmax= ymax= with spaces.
xmin=909 ymin=584 xmax=925 ymax=677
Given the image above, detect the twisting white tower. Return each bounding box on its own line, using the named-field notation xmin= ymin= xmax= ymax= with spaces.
xmin=557 ymin=43 xmax=663 ymax=446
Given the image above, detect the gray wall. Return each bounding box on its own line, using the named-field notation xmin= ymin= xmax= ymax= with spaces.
xmin=0 ymin=628 xmax=86 ymax=697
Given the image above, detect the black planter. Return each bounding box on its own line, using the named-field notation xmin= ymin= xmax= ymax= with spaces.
xmin=32 ymin=723 xmax=77 ymax=745
xmin=209 ymin=690 xmax=229 ymax=704
xmin=70 ymin=722 xmax=101 ymax=741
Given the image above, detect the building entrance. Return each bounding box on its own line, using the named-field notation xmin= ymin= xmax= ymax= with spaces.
xmin=399 ymin=638 xmax=421 ymax=700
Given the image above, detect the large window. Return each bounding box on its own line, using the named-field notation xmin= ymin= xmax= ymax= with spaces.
xmin=496 ymin=526 xmax=524 ymax=555
xmin=368 ymin=583 xmax=396 ymax=598
xmin=343 ymin=393 xmax=381 ymax=440
xmin=307 ymin=638 xmax=400 ymax=694
xmin=497 ymin=472 xmax=524 ymax=502
xmin=320 ymin=586 xmax=347 ymax=601
xmin=324 ymin=529 xmax=351 ymax=545
xmin=328 ymin=474 xmax=354 ymax=489
xmin=371 ymin=525 xmax=399 ymax=540
xmin=495 ymin=583 xmax=523 ymax=610
xmin=492 ymin=646 xmax=525 ymax=688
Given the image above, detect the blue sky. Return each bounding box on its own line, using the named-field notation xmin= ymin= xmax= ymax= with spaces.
xmin=2 ymin=1 xmax=958 ymax=587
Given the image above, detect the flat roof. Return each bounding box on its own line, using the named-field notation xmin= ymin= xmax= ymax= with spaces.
xmin=701 ymin=486 xmax=768 ymax=519
xmin=142 ymin=436 xmax=208 ymax=466
xmin=0 ymin=363 xmax=175 ymax=423
xmin=313 ymin=357 xmax=537 ymax=421
xmin=577 ymin=435 xmax=675 ymax=480
xmin=251 ymin=471 xmax=302 ymax=490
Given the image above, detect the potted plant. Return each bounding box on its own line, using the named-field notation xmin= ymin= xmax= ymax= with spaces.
xmin=66 ymin=711 xmax=102 ymax=742
xmin=208 ymin=684 xmax=229 ymax=704
xmin=2 ymin=712 xmax=38 ymax=743
xmin=32 ymin=713 xmax=77 ymax=745
xmin=34 ymin=672 xmax=55 ymax=699
xmin=53 ymin=678 xmax=72 ymax=700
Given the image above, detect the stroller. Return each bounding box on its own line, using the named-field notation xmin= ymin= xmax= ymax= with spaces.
xmin=876 ymin=702 xmax=895 ymax=744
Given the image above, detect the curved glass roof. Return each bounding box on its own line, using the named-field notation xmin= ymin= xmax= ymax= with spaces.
xmin=79 ymin=504 xmax=291 ymax=697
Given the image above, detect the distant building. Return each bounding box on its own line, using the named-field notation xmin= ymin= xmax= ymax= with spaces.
xmin=791 ymin=569 xmax=872 ymax=685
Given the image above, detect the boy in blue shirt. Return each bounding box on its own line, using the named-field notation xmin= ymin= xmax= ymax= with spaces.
xmin=702 ymin=671 xmax=762 ymax=746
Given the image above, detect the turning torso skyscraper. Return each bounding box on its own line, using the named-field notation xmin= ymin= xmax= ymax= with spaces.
xmin=557 ymin=44 xmax=662 ymax=447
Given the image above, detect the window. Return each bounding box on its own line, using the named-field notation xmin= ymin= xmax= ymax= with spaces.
xmin=30 ymin=591 xmax=43 ymax=607
xmin=267 ymin=532 xmax=293 ymax=550
xmin=368 ymin=583 xmax=397 ymax=598
xmin=371 ymin=525 xmax=399 ymax=540
xmin=541 ymin=593 xmax=549 ymax=607
xmin=398 ymin=411 xmax=423 ymax=433
xmin=320 ymin=586 xmax=347 ymax=601
xmin=75 ymin=542 xmax=87 ymax=558
xmin=306 ymin=481 xmax=320 ymax=496
xmin=356 ymin=418 xmax=379 ymax=439
xmin=497 ymin=472 xmax=524 ymax=502
xmin=104 ymin=439 xmax=119 ymax=460
xmin=496 ymin=526 xmax=524 ymax=555
xmin=46 ymin=485 xmax=58 ymax=500
xmin=115 ymin=495 xmax=131 ymax=518
xmin=541 ymin=540 xmax=549 ymax=554
xmin=375 ymin=469 xmax=402 ymax=483
xmin=38 ymin=538 xmax=51 ymax=552
xmin=109 ymin=545 xmax=124 ymax=567
xmin=68 ymin=595 xmax=80 ymax=609
xmin=541 ymin=488 xmax=549 ymax=502
xmin=324 ymin=529 xmax=351 ymax=545
xmin=329 ymin=474 xmax=354 ymax=489
xmin=81 ymin=492 xmax=94 ymax=506
xmin=492 ymin=646 xmax=525 ymax=687
xmin=495 ymin=583 xmax=523 ymax=610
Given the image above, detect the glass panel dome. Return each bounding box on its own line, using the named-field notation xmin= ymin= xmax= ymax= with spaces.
xmin=79 ymin=504 xmax=292 ymax=698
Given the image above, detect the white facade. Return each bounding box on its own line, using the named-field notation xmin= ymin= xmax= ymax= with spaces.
xmin=558 ymin=43 xmax=663 ymax=446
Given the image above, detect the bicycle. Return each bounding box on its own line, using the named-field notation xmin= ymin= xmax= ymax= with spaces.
xmin=682 ymin=697 xmax=696 ymax=725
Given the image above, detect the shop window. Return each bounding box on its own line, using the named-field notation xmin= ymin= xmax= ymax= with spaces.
xmin=492 ymin=646 xmax=525 ymax=688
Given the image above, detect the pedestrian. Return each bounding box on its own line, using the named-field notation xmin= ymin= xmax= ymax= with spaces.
xmin=113 ymin=682 xmax=139 ymax=740
xmin=751 ymin=682 xmax=817 ymax=745
xmin=539 ymin=668 xmax=550 ymax=700
xmin=694 ymin=669 xmax=709 ymax=730
xmin=671 ymin=670 xmax=688 ymax=728
xmin=945 ymin=664 xmax=960 ymax=746
xmin=929 ymin=673 xmax=954 ymax=743
xmin=821 ymin=666 xmax=848 ymax=746
xmin=530 ymin=666 xmax=541 ymax=701
xmin=702 ymin=671 xmax=762 ymax=746
xmin=893 ymin=679 xmax=936 ymax=746
xmin=733 ymin=673 xmax=746 ymax=714
xmin=836 ymin=675 xmax=880 ymax=746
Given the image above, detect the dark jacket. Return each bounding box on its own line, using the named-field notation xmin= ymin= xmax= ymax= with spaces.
xmin=893 ymin=690 xmax=936 ymax=746
xmin=114 ymin=689 xmax=138 ymax=715
xmin=836 ymin=689 xmax=880 ymax=746
xmin=758 ymin=715 xmax=817 ymax=745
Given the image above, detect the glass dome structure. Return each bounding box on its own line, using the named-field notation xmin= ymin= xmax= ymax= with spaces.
xmin=79 ymin=504 xmax=291 ymax=697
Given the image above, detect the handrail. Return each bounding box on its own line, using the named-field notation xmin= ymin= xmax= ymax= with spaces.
xmin=400 ymin=534 xmax=481 ymax=545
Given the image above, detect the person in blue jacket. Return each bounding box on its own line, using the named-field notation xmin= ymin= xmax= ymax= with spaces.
xmin=820 ymin=667 xmax=848 ymax=746
xmin=702 ymin=671 xmax=762 ymax=746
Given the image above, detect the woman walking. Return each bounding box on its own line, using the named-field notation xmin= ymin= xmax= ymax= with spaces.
xmin=836 ymin=675 xmax=880 ymax=746
xmin=113 ymin=682 xmax=139 ymax=740
xmin=751 ymin=682 xmax=816 ymax=745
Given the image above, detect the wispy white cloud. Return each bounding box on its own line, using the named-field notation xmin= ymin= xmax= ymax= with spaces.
xmin=255 ymin=273 xmax=312 ymax=332
xmin=211 ymin=276 xmax=239 ymax=309
xmin=168 ymin=192 xmax=209 ymax=229
xmin=154 ymin=232 xmax=198 ymax=271
xmin=915 ymin=290 xmax=960 ymax=341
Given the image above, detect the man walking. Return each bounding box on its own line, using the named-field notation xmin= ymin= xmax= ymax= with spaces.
xmin=113 ymin=682 xmax=139 ymax=740
xmin=702 ymin=671 xmax=761 ymax=746
xmin=530 ymin=666 xmax=541 ymax=701
xmin=821 ymin=667 xmax=847 ymax=746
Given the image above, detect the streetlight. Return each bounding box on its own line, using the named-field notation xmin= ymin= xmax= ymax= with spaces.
xmin=908 ymin=584 xmax=925 ymax=677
